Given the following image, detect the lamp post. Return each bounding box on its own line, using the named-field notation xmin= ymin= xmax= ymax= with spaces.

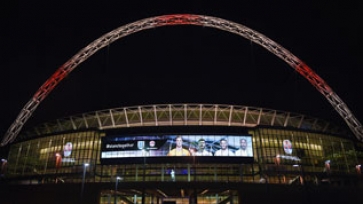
xmin=55 ymin=153 xmax=62 ymax=183
xmin=293 ymin=164 xmax=303 ymax=185
xmin=80 ymin=163 xmax=89 ymax=204
xmin=114 ymin=176 xmax=121 ymax=204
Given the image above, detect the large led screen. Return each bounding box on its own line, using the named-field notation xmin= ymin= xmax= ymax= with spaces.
xmin=101 ymin=134 xmax=253 ymax=163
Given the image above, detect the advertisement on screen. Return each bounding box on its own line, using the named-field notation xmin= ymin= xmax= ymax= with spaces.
xmin=101 ymin=134 xmax=253 ymax=163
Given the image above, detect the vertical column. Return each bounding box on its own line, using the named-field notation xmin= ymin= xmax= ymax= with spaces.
xmin=14 ymin=145 xmax=22 ymax=175
xmin=161 ymin=165 xmax=164 ymax=181
xmin=135 ymin=165 xmax=139 ymax=181
xmin=214 ymin=166 xmax=217 ymax=181
xmin=187 ymin=164 xmax=190 ymax=182
xmin=44 ymin=140 xmax=52 ymax=174
xmin=133 ymin=194 xmax=137 ymax=204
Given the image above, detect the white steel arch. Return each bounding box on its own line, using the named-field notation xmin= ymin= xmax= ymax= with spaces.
xmin=2 ymin=14 xmax=362 ymax=146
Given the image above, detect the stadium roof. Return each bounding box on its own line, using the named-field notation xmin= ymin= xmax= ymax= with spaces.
xmin=18 ymin=104 xmax=350 ymax=141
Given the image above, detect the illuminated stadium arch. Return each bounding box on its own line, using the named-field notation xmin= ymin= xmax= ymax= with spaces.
xmin=2 ymin=14 xmax=363 ymax=146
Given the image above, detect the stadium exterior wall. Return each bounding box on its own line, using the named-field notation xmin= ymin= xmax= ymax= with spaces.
xmin=1 ymin=104 xmax=363 ymax=204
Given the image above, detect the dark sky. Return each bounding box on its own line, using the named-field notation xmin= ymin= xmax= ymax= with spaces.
xmin=1 ymin=1 xmax=363 ymax=141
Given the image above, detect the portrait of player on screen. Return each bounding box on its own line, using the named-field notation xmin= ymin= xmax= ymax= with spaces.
xmin=235 ymin=138 xmax=253 ymax=156
xmin=167 ymin=135 xmax=191 ymax=156
xmin=195 ymin=138 xmax=213 ymax=156
xmin=214 ymin=138 xmax=234 ymax=156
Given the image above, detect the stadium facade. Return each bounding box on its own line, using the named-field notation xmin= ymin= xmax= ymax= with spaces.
xmin=1 ymin=104 xmax=363 ymax=204
xmin=1 ymin=14 xmax=363 ymax=204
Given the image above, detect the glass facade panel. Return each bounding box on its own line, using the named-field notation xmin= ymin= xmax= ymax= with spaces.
xmin=6 ymin=128 xmax=360 ymax=184
xmin=4 ymin=126 xmax=363 ymax=204
xmin=6 ymin=131 xmax=100 ymax=182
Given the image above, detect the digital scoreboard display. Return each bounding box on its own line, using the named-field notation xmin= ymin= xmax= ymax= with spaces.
xmin=101 ymin=134 xmax=253 ymax=164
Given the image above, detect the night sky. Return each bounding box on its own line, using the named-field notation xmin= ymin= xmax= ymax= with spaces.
xmin=1 ymin=1 xmax=362 ymax=142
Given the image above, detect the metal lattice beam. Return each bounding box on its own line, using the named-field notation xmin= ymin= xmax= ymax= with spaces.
xmin=2 ymin=14 xmax=362 ymax=146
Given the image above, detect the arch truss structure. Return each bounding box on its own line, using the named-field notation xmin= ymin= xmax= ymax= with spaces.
xmin=2 ymin=14 xmax=362 ymax=146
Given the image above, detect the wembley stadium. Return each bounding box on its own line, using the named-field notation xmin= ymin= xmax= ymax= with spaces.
xmin=1 ymin=14 xmax=363 ymax=204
